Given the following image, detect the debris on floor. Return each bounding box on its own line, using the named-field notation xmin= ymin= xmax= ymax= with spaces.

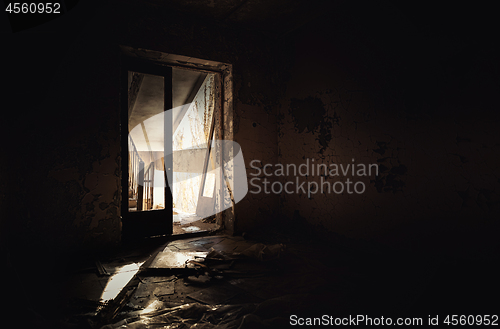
xmin=186 ymin=281 xmax=243 ymax=304
xmin=185 ymin=274 xmax=211 ymax=285
xmin=134 ymin=280 xmax=175 ymax=298
xmin=53 ymin=234 xmax=436 ymax=329
xmin=93 ymin=236 xmax=290 ymax=327
xmin=173 ymin=211 xmax=218 ymax=235
xmin=240 ymin=243 xmax=285 ymax=261
xmin=148 ymin=249 xmax=208 ymax=269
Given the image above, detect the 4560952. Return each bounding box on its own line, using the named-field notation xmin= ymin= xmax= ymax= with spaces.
xmin=444 ymin=315 xmax=498 ymax=326
xmin=5 ymin=3 xmax=61 ymax=14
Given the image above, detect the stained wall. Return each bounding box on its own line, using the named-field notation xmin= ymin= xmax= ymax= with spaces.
xmin=276 ymin=3 xmax=499 ymax=257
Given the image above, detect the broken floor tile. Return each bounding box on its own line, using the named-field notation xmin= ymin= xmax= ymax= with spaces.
xmin=134 ymin=281 xmax=175 ymax=298
xmin=148 ymin=249 xmax=208 ymax=269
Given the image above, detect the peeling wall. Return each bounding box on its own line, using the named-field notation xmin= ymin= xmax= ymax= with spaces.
xmin=277 ymin=3 xmax=499 ymax=258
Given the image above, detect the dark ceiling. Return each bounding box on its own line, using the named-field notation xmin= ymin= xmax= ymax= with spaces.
xmin=137 ymin=0 xmax=496 ymax=48
xmin=144 ymin=0 xmax=343 ymax=38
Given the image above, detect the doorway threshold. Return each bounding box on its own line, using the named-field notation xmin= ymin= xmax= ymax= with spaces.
xmin=173 ymin=211 xmax=218 ymax=235
xmin=170 ymin=228 xmax=219 ymax=240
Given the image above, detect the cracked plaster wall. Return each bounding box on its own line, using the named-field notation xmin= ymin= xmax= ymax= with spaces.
xmin=277 ymin=5 xmax=499 ymax=258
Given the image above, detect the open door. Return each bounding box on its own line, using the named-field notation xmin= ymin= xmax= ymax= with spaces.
xmin=195 ymin=106 xmax=218 ymax=218
xmin=121 ymin=58 xmax=173 ymax=241
xmin=171 ymin=70 xmax=221 ymax=234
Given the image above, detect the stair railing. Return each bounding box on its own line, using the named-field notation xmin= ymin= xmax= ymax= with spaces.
xmin=128 ymin=135 xmax=144 ymax=211
xmin=143 ymin=161 xmax=155 ymax=210
xmin=128 ymin=134 xmax=156 ymax=211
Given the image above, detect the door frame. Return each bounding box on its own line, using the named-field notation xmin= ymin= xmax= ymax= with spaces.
xmin=120 ymin=46 xmax=235 ymax=239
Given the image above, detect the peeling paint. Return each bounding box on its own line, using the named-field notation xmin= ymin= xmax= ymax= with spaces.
xmin=276 ymin=16 xmax=500 ymax=253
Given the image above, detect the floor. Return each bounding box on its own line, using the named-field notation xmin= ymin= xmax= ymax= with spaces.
xmin=173 ymin=211 xmax=217 ymax=235
xmin=17 ymin=232 xmax=499 ymax=328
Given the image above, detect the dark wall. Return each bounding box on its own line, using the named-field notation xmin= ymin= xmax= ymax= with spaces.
xmin=3 ymin=1 xmax=498 ymax=264
xmin=2 ymin=0 xmax=283 ymax=259
xmin=276 ymin=2 xmax=499 ymax=258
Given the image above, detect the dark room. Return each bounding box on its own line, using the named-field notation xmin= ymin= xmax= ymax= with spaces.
xmin=1 ymin=0 xmax=499 ymax=328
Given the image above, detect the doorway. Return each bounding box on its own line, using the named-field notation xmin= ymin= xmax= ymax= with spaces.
xmin=122 ymin=56 xmax=222 ymax=240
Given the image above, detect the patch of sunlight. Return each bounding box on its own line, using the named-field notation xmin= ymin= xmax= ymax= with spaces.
xmin=140 ymin=299 xmax=164 ymax=315
xmin=202 ymin=172 xmax=215 ymax=197
xmin=182 ymin=226 xmax=201 ymax=232
xmin=149 ymin=250 xmax=207 ymax=269
xmin=100 ymin=262 xmax=144 ymax=302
